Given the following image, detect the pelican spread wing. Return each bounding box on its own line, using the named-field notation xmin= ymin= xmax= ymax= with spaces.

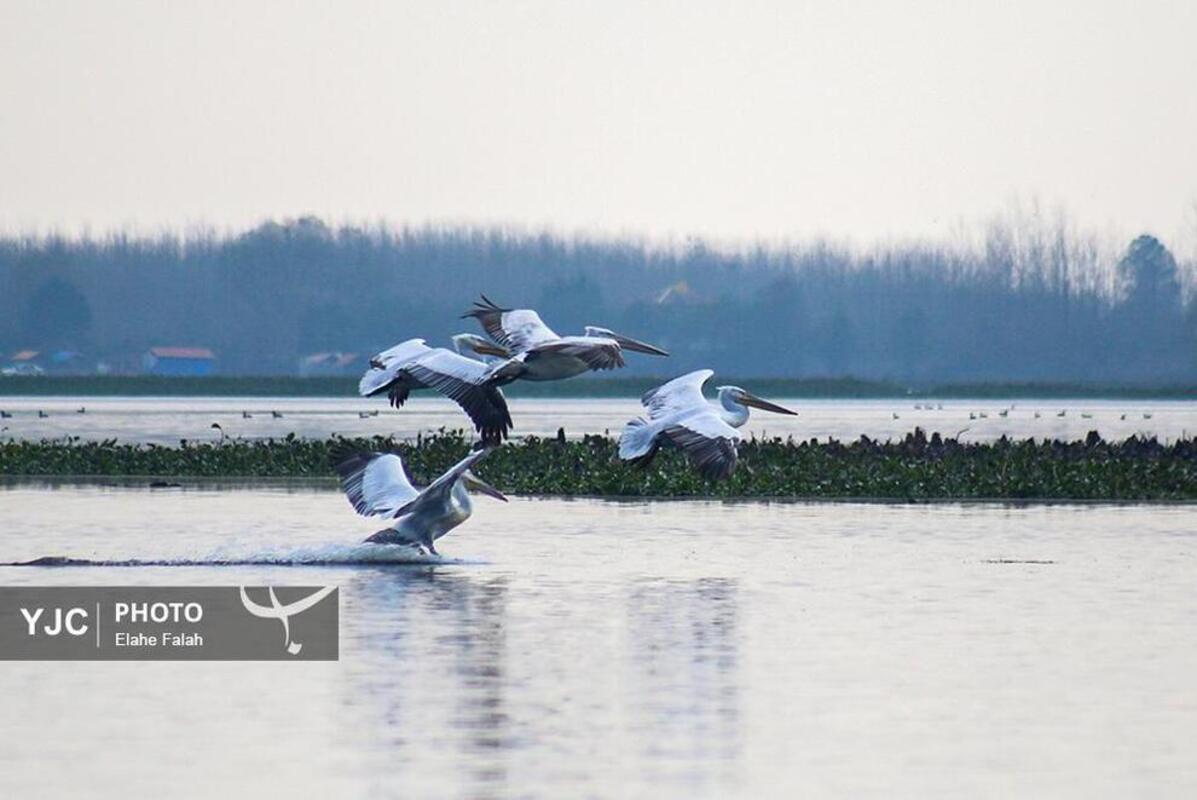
xmin=641 ymin=368 xmax=715 ymax=419
xmin=464 ymin=296 xmax=559 ymax=353
xmin=392 ymin=448 xmax=492 ymax=519
xmin=333 ymin=452 xmax=420 ymax=517
xmin=661 ymin=412 xmax=741 ymax=481
xmin=622 ymin=369 xmax=740 ymax=479
xmin=532 ymin=337 xmax=625 ymax=371
xmin=359 ymin=338 xmax=513 ymax=442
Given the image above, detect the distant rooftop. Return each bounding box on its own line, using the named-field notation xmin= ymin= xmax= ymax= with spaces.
xmin=148 ymin=347 xmax=215 ymax=360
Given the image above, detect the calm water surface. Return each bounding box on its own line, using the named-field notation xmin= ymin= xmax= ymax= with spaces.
xmin=1 ymin=395 xmax=1194 ymax=444
xmin=0 ymin=484 xmax=1194 ymax=797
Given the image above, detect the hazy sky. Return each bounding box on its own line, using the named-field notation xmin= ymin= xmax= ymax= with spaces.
xmin=2 ymin=0 xmax=1195 ymax=245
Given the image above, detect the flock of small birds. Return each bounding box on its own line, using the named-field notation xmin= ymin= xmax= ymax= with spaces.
xmin=0 ymin=404 xmax=1167 ymax=429
xmin=897 ymin=404 xmax=1156 ymax=422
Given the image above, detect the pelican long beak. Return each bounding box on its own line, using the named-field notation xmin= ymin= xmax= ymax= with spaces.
xmin=740 ymin=392 xmax=797 ymax=415
xmin=471 ymin=341 xmax=511 ymax=358
xmin=611 ymin=332 xmax=669 ymax=356
xmin=463 ymin=470 xmax=508 ymax=502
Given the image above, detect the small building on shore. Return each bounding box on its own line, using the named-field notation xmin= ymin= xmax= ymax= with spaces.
xmin=143 ymin=347 xmax=216 ymax=376
xmin=298 ymin=351 xmax=361 ymax=376
xmin=2 ymin=350 xmax=45 ymax=375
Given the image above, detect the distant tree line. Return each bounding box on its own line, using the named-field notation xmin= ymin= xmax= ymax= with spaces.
xmin=0 ymin=212 xmax=1193 ymax=383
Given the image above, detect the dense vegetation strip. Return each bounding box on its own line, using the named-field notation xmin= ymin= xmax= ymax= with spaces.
xmin=2 ymin=430 xmax=1195 ymax=500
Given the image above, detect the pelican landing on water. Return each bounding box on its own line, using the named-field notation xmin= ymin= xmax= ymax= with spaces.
xmin=619 ymin=369 xmax=797 ymax=480
xmin=333 ymin=446 xmax=507 ymax=555
xmin=461 ymin=295 xmax=668 ymax=386
xmin=359 ymin=337 xmax=513 ymax=443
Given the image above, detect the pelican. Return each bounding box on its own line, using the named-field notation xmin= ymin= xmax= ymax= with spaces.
xmin=359 ymin=337 xmax=513 ymax=443
xmin=333 ymin=446 xmax=507 ymax=555
xmin=462 ymin=295 xmax=668 ymax=386
xmin=619 ymin=369 xmax=796 ymax=480
xmin=451 ymin=333 xmax=510 ymax=363
xmin=0 ymin=411 xmax=11 ymax=419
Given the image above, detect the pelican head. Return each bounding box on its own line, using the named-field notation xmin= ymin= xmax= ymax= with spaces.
xmin=461 ymin=469 xmax=508 ymax=502
xmin=452 ymin=333 xmax=511 ymax=359
xmin=717 ymin=385 xmax=797 ymax=416
xmin=583 ymin=326 xmax=669 ymax=356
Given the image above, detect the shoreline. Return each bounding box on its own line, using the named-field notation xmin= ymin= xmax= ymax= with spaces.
xmin=1 ymin=375 xmax=1195 ymax=400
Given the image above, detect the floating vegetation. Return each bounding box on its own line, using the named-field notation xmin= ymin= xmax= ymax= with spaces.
xmin=3 ymin=429 xmax=1196 ymax=501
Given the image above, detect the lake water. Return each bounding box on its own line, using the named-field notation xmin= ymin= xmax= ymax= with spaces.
xmin=0 ymin=483 xmax=1195 ymax=797
xmin=1 ymin=395 xmax=1194 ymax=444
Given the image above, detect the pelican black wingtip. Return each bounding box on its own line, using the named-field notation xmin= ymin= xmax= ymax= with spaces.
xmin=461 ymin=294 xmax=509 ymax=319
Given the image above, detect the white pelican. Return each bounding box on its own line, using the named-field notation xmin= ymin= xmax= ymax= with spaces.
xmin=462 ymin=295 xmax=668 ymax=385
xmin=619 ymin=369 xmax=796 ymax=480
xmin=333 ymin=446 xmax=507 ymax=555
xmin=451 ymin=333 xmax=510 ymax=362
xmin=359 ymin=337 xmax=513 ymax=443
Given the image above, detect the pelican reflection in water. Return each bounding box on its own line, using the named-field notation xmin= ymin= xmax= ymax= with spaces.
xmin=334 ymin=446 xmax=507 ymax=555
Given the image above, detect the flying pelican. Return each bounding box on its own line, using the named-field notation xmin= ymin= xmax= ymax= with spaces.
xmin=333 ymin=446 xmax=507 ymax=555
xmin=359 ymin=337 xmax=513 ymax=443
xmin=451 ymin=333 xmax=510 ymax=363
xmin=462 ymin=295 xmax=668 ymax=386
xmin=618 ymin=369 xmax=796 ymax=480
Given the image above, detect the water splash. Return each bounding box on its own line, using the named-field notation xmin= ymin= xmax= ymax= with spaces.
xmin=3 ymin=542 xmax=461 ymax=567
